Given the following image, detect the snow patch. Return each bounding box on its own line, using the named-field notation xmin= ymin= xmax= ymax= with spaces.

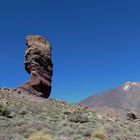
xmin=122 ymin=82 xmax=138 ymax=92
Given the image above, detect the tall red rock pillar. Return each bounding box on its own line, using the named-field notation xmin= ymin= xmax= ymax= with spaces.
xmin=20 ymin=35 xmax=53 ymax=98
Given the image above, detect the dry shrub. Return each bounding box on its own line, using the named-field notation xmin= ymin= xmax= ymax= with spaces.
xmin=27 ymin=131 xmax=52 ymax=140
xmin=91 ymin=131 xmax=110 ymax=140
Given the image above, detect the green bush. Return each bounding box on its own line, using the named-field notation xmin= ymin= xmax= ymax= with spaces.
xmin=68 ymin=111 xmax=89 ymax=123
xmin=0 ymin=104 xmax=10 ymax=117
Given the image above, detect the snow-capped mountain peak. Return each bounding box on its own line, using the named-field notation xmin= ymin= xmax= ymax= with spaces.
xmin=122 ymin=81 xmax=138 ymax=92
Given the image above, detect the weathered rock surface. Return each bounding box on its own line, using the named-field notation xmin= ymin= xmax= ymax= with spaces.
xmin=20 ymin=35 xmax=53 ymax=98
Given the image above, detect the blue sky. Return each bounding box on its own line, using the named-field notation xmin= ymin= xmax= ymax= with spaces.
xmin=0 ymin=0 xmax=140 ymax=103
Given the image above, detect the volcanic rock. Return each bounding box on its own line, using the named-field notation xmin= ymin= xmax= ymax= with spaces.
xmin=20 ymin=35 xmax=53 ymax=98
xmin=126 ymin=111 xmax=138 ymax=120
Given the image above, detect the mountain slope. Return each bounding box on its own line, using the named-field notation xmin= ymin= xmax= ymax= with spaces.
xmin=0 ymin=88 xmax=140 ymax=140
xmin=79 ymin=82 xmax=140 ymax=117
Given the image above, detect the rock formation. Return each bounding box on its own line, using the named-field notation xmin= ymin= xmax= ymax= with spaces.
xmin=20 ymin=35 xmax=53 ymax=98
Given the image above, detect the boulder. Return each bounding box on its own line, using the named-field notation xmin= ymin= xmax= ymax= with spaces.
xmin=126 ymin=111 xmax=139 ymax=120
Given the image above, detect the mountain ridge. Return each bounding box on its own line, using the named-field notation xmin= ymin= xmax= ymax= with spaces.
xmin=78 ymin=81 xmax=140 ymax=117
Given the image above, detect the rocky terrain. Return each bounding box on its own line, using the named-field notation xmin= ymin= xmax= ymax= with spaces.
xmin=0 ymin=36 xmax=140 ymax=140
xmin=20 ymin=35 xmax=53 ymax=98
xmin=79 ymin=82 xmax=140 ymax=118
xmin=0 ymin=89 xmax=140 ymax=140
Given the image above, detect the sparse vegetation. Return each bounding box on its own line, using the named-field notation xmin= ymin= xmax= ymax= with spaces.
xmin=0 ymin=90 xmax=140 ymax=140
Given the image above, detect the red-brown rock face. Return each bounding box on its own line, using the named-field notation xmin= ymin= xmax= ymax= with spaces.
xmin=20 ymin=35 xmax=53 ymax=98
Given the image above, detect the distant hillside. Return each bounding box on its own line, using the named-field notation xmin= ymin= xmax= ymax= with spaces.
xmin=78 ymin=82 xmax=140 ymax=117
xmin=0 ymin=88 xmax=140 ymax=140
